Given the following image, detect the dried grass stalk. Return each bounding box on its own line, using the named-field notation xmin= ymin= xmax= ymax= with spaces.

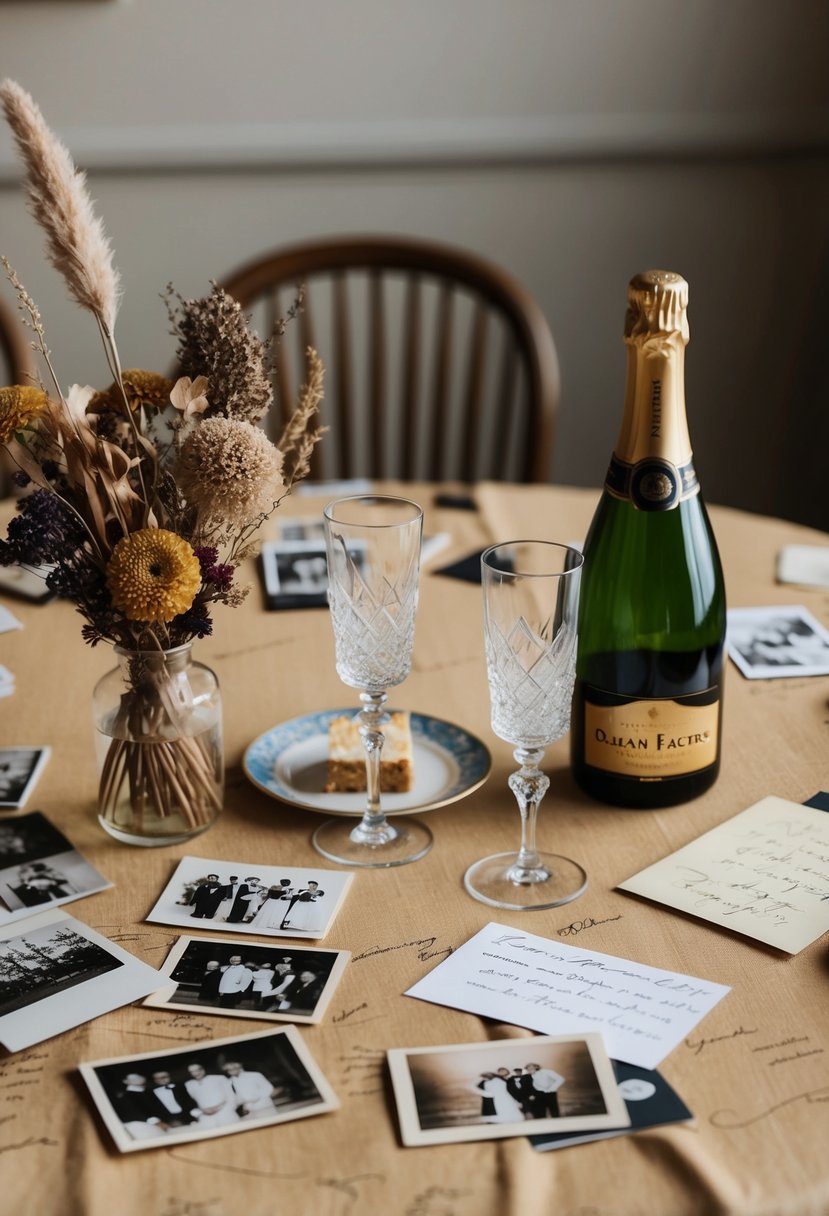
xmin=0 ymin=79 xmax=121 ymax=331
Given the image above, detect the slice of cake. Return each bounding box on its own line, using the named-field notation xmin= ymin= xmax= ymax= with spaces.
xmin=325 ymin=711 xmax=414 ymax=793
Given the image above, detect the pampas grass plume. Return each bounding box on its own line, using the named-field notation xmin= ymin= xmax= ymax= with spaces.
xmin=0 ymin=78 xmax=121 ymax=331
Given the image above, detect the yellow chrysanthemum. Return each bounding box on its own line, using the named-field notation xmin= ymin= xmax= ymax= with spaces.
xmin=106 ymin=529 xmax=201 ymax=623
xmin=0 ymin=384 xmax=48 ymax=444
xmin=89 ymin=369 xmax=174 ymax=414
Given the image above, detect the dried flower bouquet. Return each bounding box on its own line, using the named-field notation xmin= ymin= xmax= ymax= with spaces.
xmin=0 ymin=80 xmax=324 ymax=838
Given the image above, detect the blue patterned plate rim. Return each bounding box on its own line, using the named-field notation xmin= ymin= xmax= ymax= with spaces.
xmin=243 ymin=709 xmax=491 ymax=816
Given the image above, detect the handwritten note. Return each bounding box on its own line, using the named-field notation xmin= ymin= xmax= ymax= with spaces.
xmin=405 ymin=922 xmax=729 ymax=1070
xmin=618 ymin=795 xmax=829 ymax=954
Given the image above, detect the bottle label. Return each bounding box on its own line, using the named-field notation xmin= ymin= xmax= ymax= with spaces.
xmin=604 ymin=454 xmax=699 ymax=511
xmin=583 ymin=691 xmax=719 ymax=778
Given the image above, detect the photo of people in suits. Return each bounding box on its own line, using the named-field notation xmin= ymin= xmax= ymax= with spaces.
xmin=144 ymin=937 xmax=349 ymax=1025
xmin=388 ymin=1036 xmax=627 ymax=1147
xmin=147 ymin=856 xmax=353 ymax=941
xmin=80 ymin=1027 xmax=338 ymax=1153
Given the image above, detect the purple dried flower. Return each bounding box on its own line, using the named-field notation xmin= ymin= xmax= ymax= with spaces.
xmin=0 ymin=490 xmax=84 ymax=566
xmin=173 ymin=608 xmax=213 ymax=639
xmin=193 ymin=545 xmax=219 ymax=573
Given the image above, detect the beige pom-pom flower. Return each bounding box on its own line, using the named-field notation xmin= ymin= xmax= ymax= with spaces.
xmin=0 ymin=384 xmax=48 ymax=444
xmin=106 ymin=528 xmax=201 ymax=623
xmin=177 ymin=417 xmax=284 ymax=531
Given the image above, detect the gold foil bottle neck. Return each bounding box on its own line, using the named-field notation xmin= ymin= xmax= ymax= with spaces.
xmin=625 ymin=269 xmax=689 ymax=345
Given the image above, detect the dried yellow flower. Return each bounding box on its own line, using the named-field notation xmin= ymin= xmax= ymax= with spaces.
xmin=89 ymin=369 xmax=174 ymax=414
xmin=0 ymin=384 xmax=48 ymax=444
xmin=106 ymin=528 xmax=201 ymax=623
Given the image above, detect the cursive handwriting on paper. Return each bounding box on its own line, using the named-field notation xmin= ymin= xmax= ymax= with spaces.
xmin=557 ymin=914 xmax=623 ymax=938
xmin=685 ymin=1026 xmax=758 ymax=1056
xmin=710 ymin=1086 xmax=829 ymax=1129
xmin=618 ymin=795 xmax=829 ymax=954
xmin=353 ymin=936 xmax=454 ymax=964
xmin=334 ymin=1044 xmax=385 ymax=1098
xmin=406 ymin=922 xmax=730 ymax=1071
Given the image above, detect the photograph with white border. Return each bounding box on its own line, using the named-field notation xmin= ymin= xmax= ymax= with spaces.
xmin=0 ymin=908 xmax=163 ymax=1051
xmin=0 ymin=747 xmax=50 ymax=808
xmin=388 ymin=1034 xmax=628 ymax=1147
xmin=143 ymin=935 xmax=350 ymax=1024
xmin=0 ymin=811 xmax=110 ymax=925
xmin=146 ymin=856 xmax=353 ymax=940
xmin=727 ymin=605 xmax=829 ymax=678
xmin=80 ymin=1024 xmax=338 ymax=1152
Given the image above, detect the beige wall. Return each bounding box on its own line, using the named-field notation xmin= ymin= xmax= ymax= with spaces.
xmin=1 ymin=0 xmax=827 ymax=528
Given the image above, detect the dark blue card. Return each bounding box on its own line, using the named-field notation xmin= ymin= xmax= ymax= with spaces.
xmin=529 ymin=1060 xmax=692 ymax=1152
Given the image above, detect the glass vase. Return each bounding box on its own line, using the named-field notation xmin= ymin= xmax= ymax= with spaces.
xmin=92 ymin=643 xmax=223 ymax=846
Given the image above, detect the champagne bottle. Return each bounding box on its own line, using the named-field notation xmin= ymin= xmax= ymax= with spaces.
xmin=571 ymin=270 xmax=725 ymax=808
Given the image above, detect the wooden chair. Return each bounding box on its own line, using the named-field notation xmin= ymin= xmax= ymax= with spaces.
xmin=0 ymin=293 xmax=35 ymax=389
xmin=220 ymin=235 xmax=560 ymax=483
xmin=1 ymin=294 xmax=37 ymax=495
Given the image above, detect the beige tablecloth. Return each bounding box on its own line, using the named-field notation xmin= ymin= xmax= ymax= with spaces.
xmin=1 ymin=483 xmax=828 ymax=1216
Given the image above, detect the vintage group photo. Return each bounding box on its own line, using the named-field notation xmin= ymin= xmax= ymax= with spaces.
xmin=80 ymin=1026 xmax=338 ymax=1152
xmin=0 ymin=811 xmax=109 ymax=924
xmin=146 ymin=855 xmax=353 ymax=940
xmin=144 ymin=935 xmax=350 ymax=1024
xmin=388 ymin=1035 xmax=629 ymax=1146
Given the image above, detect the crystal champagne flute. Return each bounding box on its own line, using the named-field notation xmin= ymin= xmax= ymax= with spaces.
xmin=464 ymin=540 xmax=587 ymax=908
xmin=313 ymin=495 xmax=432 ymax=867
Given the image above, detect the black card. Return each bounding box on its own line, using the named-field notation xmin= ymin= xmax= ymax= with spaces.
xmin=529 ymin=1059 xmax=692 ymax=1152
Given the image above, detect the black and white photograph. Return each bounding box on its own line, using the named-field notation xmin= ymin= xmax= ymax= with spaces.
xmin=80 ymin=1025 xmax=338 ymax=1152
xmin=0 ymin=811 xmax=110 ymax=925
xmin=144 ymin=936 xmax=350 ymax=1024
xmin=0 ymin=909 xmax=164 ymax=1052
xmin=145 ymin=855 xmax=354 ymax=941
xmin=388 ymin=1035 xmax=629 ymax=1146
xmin=261 ymin=539 xmax=330 ymax=609
xmin=0 ymin=746 xmax=50 ymax=808
xmin=727 ymin=605 xmax=829 ymax=678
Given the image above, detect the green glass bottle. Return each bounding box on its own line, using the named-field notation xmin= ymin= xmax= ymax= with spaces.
xmin=571 ymin=270 xmax=726 ymax=808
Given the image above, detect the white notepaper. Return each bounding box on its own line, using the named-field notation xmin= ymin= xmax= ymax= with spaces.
xmin=0 ymin=605 xmax=23 ymax=633
xmin=406 ymin=922 xmax=730 ymax=1071
xmin=618 ymin=795 xmax=829 ymax=954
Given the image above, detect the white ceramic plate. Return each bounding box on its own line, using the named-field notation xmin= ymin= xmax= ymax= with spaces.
xmin=243 ymin=709 xmax=491 ymax=816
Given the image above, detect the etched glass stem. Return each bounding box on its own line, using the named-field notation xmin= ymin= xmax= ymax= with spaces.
xmin=349 ymin=690 xmax=398 ymax=847
xmin=506 ymin=746 xmax=551 ymax=884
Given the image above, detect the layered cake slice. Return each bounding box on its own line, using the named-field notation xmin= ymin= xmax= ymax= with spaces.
xmin=325 ymin=711 xmax=414 ymax=793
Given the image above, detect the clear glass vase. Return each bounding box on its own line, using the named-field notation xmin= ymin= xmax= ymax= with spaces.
xmin=92 ymin=643 xmax=223 ymax=846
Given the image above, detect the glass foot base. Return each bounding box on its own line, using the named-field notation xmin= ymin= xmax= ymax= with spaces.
xmin=98 ymin=816 xmax=214 ymax=848
xmin=312 ymin=816 xmax=433 ymax=868
xmin=463 ymin=851 xmax=587 ymax=910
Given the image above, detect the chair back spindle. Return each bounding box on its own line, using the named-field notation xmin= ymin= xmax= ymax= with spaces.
xmin=218 ymin=236 xmax=559 ymax=483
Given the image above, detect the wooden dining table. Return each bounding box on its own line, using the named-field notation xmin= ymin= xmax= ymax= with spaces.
xmin=1 ymin=481 xmax=827 ymax=1216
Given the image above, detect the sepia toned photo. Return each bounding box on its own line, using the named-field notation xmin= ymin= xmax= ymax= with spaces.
xmin=146 ymin=855 xmax=353 ymax=941
xmin=0 ymin=810 xmax=110 ymax=925
xmin=0 ymin=747 xmax=50 ymax=808
xmin=727 ymin=605 xmax=829 ymax=679
xmin=144 ymin=935 xmax=350 ymax=1024
xmin=388 ymin=1034 xmax=629 ymax=1146
xmin=0 ymin=909 xmax=163 ymax=1052
xmin=80 ymin=1025 xmax=338 ymax=1152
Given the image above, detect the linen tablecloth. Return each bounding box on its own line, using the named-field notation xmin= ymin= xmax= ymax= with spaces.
xmin=1 ymin=482 xmax=827 ymax=1216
